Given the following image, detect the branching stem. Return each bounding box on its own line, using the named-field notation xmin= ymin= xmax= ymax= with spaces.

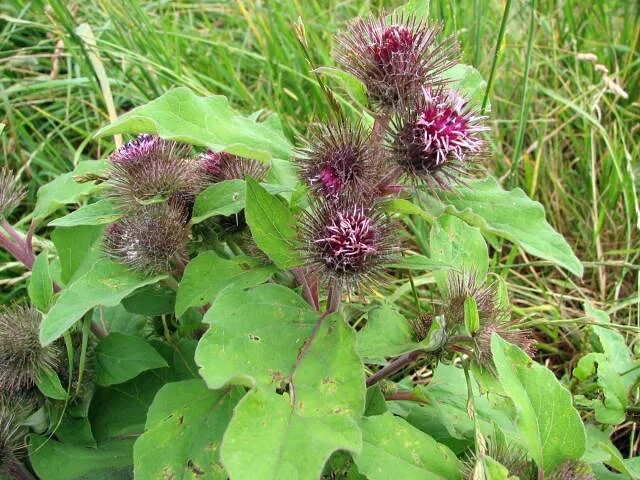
xmin=366 ymin=349 xmax=423 ymax=388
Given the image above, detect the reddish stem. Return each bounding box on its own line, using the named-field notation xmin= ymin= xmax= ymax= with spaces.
xmin=366 ymin=349 xmax=424 ymax=388
xmin=384 ymin=391 xmax=428 ymax=404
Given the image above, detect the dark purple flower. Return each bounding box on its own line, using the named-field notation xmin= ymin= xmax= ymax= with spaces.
xmin=0 ymin=168 xmax=25 ymax=218
xmin=296 ymin=121 xmax=378 ymax=199
xmin=199 ymin=150 xmax=268 ymax=183
xmin=389 ymin=86 xmax=488 ymax=189
xmin=104 ymin=202 xmax=189 ymax=274
xmin=0 ymin=304 xmax=61 ymax=395
xmin=107 ymin=135 xmax=202 ymax=210
xmin=300 ymin=199 xmax=396 ymax=290
xmin=335 ymin=14 xmax=458 ymax=109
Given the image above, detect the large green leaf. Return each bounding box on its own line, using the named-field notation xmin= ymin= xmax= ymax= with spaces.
xmin=192 ymin=179 xmax=246 ymax=224
xmin=175 ymin=250 xmax=274 ymax=317
xmin=491 ymin=335 xmax=586 ymax=473
xmin=28 ymin=252 xmax=54 ymax=311
xmin=389 ymin=363 xmax=514 ymax=455
xmin=220 ymin=313 xmax=365 ymax=480
xmin=40 ymin=258 xmax=166 ymax=345
xmin=96 ymin=87 xmax=292 ymax=163
xmin=51 ymin=224 xmax=105 ymax=285
xmin=195 ymin=284 xmax=319 ymax=388
xmin=95 ymin=333 xmax=168 ymax=386
xmin=433 ymin=177 xmax=583 ymax=276
xmin=29 ymin=436 xmax=134 ymax=480
xmin=429 ymin=214 xmax=488 ymax=295
xmin=353 ymin=412 xmax=460 ymax=480
xmin=33 ymin=160 xmax=107 ymax=221
xmin=357 ymin=305 xmax=419 ymax=363
xmin=134 ymin=380 xmax=243 ymax=480
xmin=573 ymin=305 xmax=640 ymax=425
xmin=443 ymin=64 xmax=489 ymax=110
xmin=245 ymin=178 xmax=301 ymax=268
xmin=49 ymin=199 xmax=121 ymax=227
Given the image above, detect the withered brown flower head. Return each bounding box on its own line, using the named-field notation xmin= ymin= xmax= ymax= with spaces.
xmin=104 ymin=202 xmax=190 ymax=275
xmin=335 ymin=14 xmax=458 ymax=110
xmin=0 ymin=168 xmax=26 ymax=218
xmin=0 ymin=409 xmax=22 ymax=472
xmin=199 ymin=150 xmax=268 ymax=183
xmin=0 ymin=304 xmax=61 ymax=394
xmin=548 ymin=460 xmax=595 ymax=480
xmin=299 ymin=199 xmax=397 ymax=290
xmin=389 ymin=86 xmax=488 ymax=190
xmin=107 ymin=134 xmax=202 ymax=210
xmin=296 ymin=120 xmax=379 ymax=200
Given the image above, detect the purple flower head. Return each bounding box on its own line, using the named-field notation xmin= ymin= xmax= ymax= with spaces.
xmin=296 ymin=121 xmax=378 ymax=199
xmin=107 ymin=136 xmax=202 ymax=211
xmin=199 ymin=150 xmax=268 ymax=183
xmin=0 ymin=168 xmax=26 ymax=218
xmin=104 ymin=202 xmax=189 ymax=275
xmin=389 ymin=86 xmax=488 ymax=189
xmin=336 ymin=14 xmax=458 ymax=109
xmin=300 ymin=199 xmax=396 ymax=290
xmin=0 ymin=304 xmax=61 ymax=395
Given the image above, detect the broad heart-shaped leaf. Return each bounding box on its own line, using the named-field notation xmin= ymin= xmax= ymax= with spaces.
xmin=28 ymin=252 xmax=54 ymax=311
xmin=357 ymin=305 xmax=420 ymax=363
xmin=95 ymin=87 xmax=292 ymax=163
xmin=221 ymin=313 xmax=365 ymax=480
xmin=353 ymin=412 xmax=461 ymax=480
xmin=443 ymin=63 xmax=489 ymax=110
xmin=245 ymin=178 xmax=302 ymax=268
xmin=195 ymin=284 xmax=319 ymax=388
xmin=51 ymin=224 xmax=105 ymax=285
xmin=432 ymin=177 xmax=583 ymax=277
xmin=429 ymin=214 xmax=488 ymax=296
xmin=491 ymin=335 xmax=586 ymax=473
xmin=222 ymin=388 xmax=361 ymax=480
xmin=40 ymin=258 xmax=166 ymax=345
xmin=33 ymin=160 xmax=108 ymax=221
xmin=388 ymin=363 xmax=514 ymax=455
xmin=191 ymin=179 xmax=291 ymax=224
xmin=175 ymin=250 xmax=275 ymax=317
xmin=28 ymin=435 xmax=134 ymax=480
xmin=95 ymin=333 xmax=168 ymax=386
xmin=134 ymin=380 xmax=243 ymax=480
xmin=573 ymin=304 xmax=640 ymax=425
xmin=48 ymin=199 xmax=121 ymax=227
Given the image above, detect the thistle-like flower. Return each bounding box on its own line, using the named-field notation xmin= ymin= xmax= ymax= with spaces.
xmin=0 ymin=410 xmax=22 ymax=473
xmin=296 ymin=121 xmax=378 ymax=199
xmin=548 ymin=460 xmax=595 ymax=480
xmin=0 ymin=168 xmax=26 ymax=218
xmin=107 ymin=134 xmax=202 ymax=209
xmin=461 ymin=439 xmax=536 ymax=480
xmin=103 ymin=202 xmax=190 ymax=274
xmin=444 ymin=273 xmax=501 ymax=328
xmin=389 ymin=86 xmax=488 ymax=189
xmin=299 ymin=199 xmax=396 ymax=290
xmin=0 ymin=304 xmax=61 ymax=394
xmin=199 ymin=150 xmax=268 ymax=183
xmin=409 ymin=312 xmax=433 ymax=342
xmin=335 ymin=14 xmax=458 ymax=110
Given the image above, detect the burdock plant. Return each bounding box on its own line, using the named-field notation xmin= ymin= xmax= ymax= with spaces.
xmin=0 ymin=304 xmax=61 ymax=395
xmin=336 ymin=14 xmax=457 ymax=111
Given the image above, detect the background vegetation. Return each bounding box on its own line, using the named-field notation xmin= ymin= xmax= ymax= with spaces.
xmin=1 ymin=0 xmax=638 ymax=457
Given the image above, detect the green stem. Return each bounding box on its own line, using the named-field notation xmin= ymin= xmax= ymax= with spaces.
xmin=481 ymin=0 xmax=513 ymax=114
